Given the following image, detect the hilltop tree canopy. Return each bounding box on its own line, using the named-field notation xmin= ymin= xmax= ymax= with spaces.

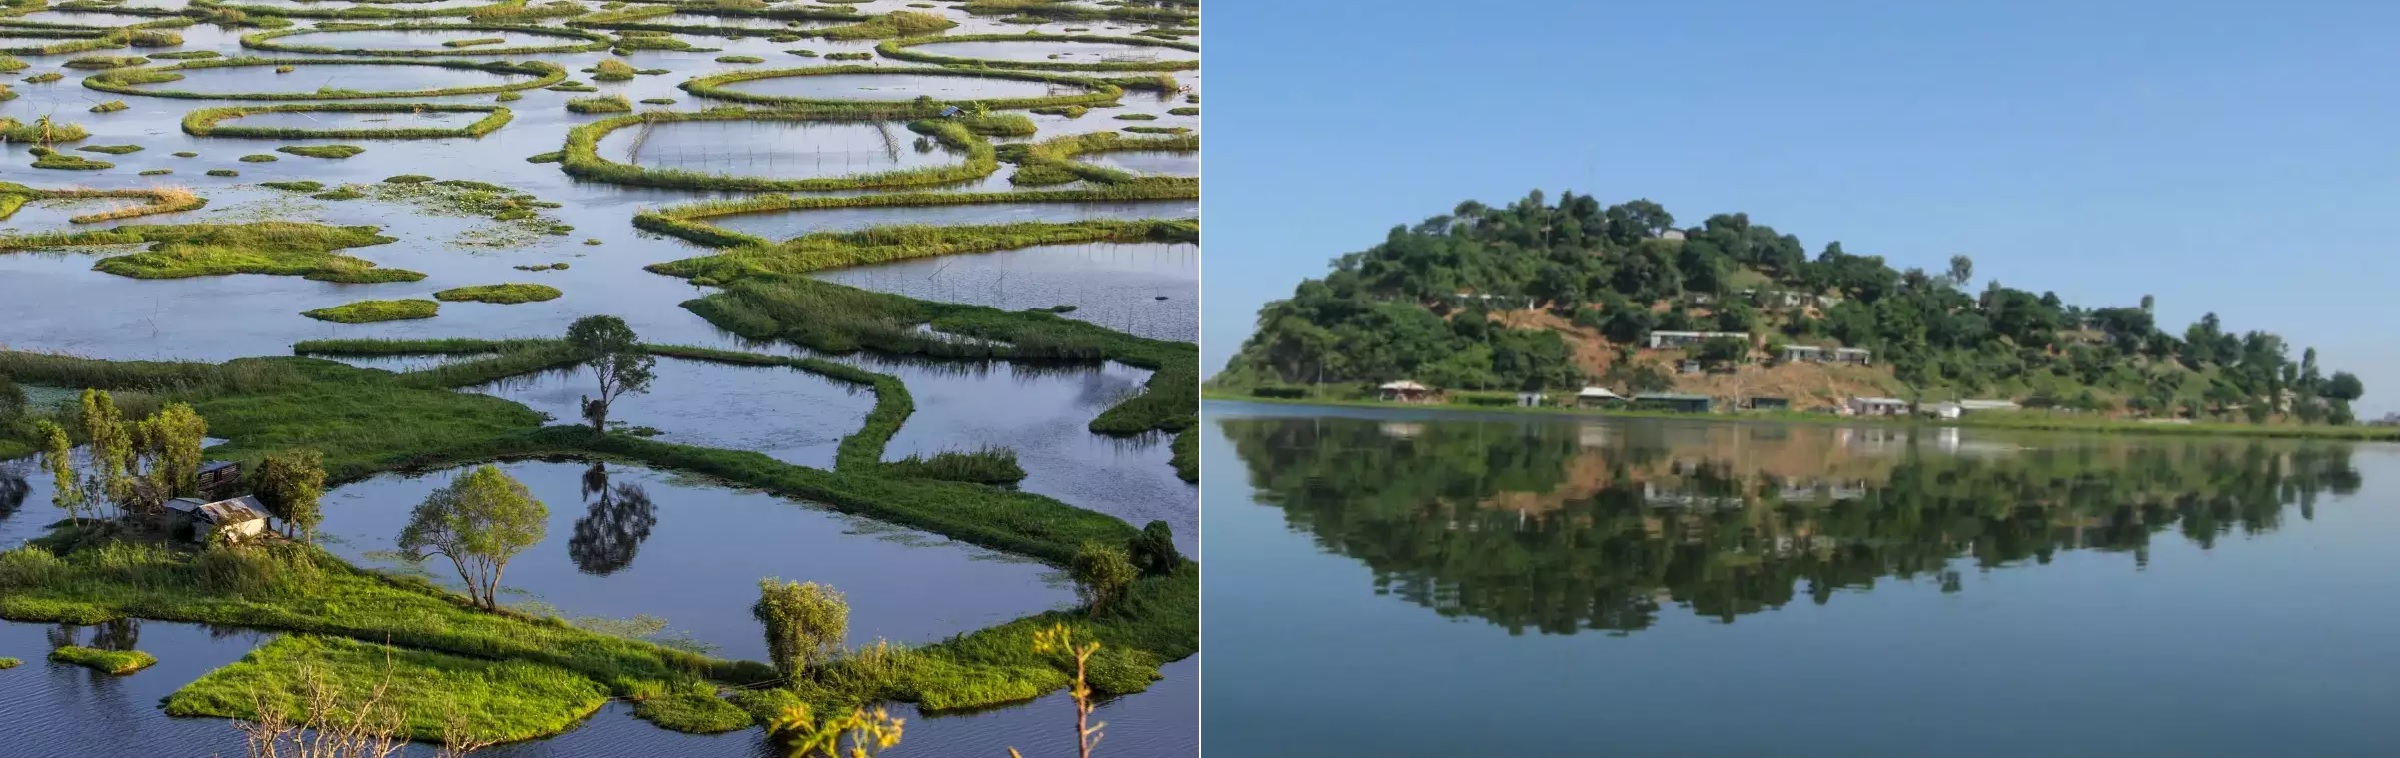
xmin=1219 ymin=191 xmax=2362 ymax=420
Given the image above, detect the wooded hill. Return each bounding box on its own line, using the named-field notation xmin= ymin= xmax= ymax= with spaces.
xmin=1213 ymin=191 xmax=2366 ymax=422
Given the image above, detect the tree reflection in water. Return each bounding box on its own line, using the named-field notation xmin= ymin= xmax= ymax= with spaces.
xmin=1222 ymin=417 xmax=2362 ymax=635
xmin=569 ymin=462 xmax=658 ymax=576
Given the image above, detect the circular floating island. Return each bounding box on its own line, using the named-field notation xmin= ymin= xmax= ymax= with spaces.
xmin=562 ymin=109 xmax=999 ymax=192
xmin=86 ymin=56 xmax=565 ymax=100
xmin=680 ymin=64 xmax=1122 ymax=110
xmin=239 ymin=23 xmax=613 ymax=57
xmin=878 ymin=33 xmax=1199 ymax=72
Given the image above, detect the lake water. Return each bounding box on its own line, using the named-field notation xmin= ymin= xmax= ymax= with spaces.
xmin=711 ymin=72 xmax=1081 ymax=102
xmin=0 ymin=1 xmax=1196 ymax=752
xmin=596 ymin=119 xmax=968 ymax=180
xmin=1203 ymin=401 xmax=2400 ymax=757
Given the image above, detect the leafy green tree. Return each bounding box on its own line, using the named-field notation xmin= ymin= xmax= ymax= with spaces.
xmin=79 ymin=389 xmax=133 ymax=515
xmin=2323 ymin=371 xmax=2364 ymax=402
xmin=565 ymin=315 xmax=657 ymax=435
xmin=251 ymin=449 xmax=327 ymax=541
xmin=1128 ymin=521 xmax=1181 ymax=576
xmin=1694 ymin=336 xmax=1748 ymax=368
xmin=754 ymin=578 xmax=848 ymax=678
xmin=397 ymin=465 xmax=547 ymax=610
xmin=1070 ymin=541 xmax=1137 ymax=618
xmin=35 ymin=419 xmax=85 ymax=526
xmin=139 ymin=403 xmax=207 ymax=499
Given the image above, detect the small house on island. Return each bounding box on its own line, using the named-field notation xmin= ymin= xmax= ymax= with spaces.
xmin=196 ymin=461 xmax=242 ymax=498
xmin=1846 ymin=397 xmax=1911 ymax=417
xmin=164 ymin=495 xmax=269 ymax=543
xmin=1634 ymin=393 xmax=1715 ymax=413
xmin=1576 ymin=387 xmax=1625 ymax=408
xmin=1378 ymin=380 xmax=1435 ymax=403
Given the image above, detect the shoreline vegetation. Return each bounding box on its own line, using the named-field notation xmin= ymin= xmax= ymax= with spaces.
xmin=1203 ymin=392 xmax=2400 ymax=441
xmin=0 ymin=342 xmax=1196 ymax=744
xmin=679 ymin=64 xmax=1123 ymax=110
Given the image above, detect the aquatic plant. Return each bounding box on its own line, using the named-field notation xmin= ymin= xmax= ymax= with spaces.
xmin=240 ymin=23 xmax=613 ymax=57
xmin=564 ymin=94 xmax=630 ymax=113
xmin=64 ymin=54 xmax=150 ymax=69
xmin=166 ymin=634 xmax=612 ymax=744
xmin=0 ymin=221 xmax=412 ymax=282
xmin=29 ymin=147 xmax=111 ymax=170
xmin=433 ymin=283 xmax=562 ymax=304
xmin=77 ymin=144 xmax=142 ymax=154
xmin=85 ymin=57 xmax=567 ymax=100
xmin=815 ymin=9 xmax=955 ymax=40
xmin=50 ymin=645 xmax=157 ymax=674
xmin=877 ymin=32 xmax=1197 ymax=72
xmin=587 ymin=57 xmax=635 ymax=81
xmin=303 ymin=299 xmax=440 ymax=323
xmin=996 ymin=130 xmax=1196 ymax=188
xmin=881 ymin=445 xmax=1026 ymax=485
xmin=89 ymin=99 xmax=129 ymax=112
xmin=206 ymin=169 xmax=238 ymax=176
xmin=239 ymin=153 xmax=280 ymax=162
xmin=184 ymin=103 xmax=515 ymax=139
xmin=0 ymin=181 xmax=205 ymax=223
xmin=559 ymin=110 xmax=1001 ymax=192
xmin=277 ymin=144 xmax=364 ymax=158
xmin=680 ymin=64 xmax=1122 ymax=110
xmin=262 ymin=180 xmax=324 ymax=191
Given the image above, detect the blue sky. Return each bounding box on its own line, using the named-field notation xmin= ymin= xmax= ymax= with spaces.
xmin=1202 ymin=0 xmax=2400 ymax=416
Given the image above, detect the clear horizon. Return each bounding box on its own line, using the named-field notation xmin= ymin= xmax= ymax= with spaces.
xmin=1203 ymin=0 xmax=2400 ymax=416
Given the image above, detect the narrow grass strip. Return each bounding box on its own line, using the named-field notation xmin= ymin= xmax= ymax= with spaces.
xmin=87 ymin=57 xmax=566 ymax=100
xmin=680 ymin=64 xmax=1121 ymax=110
xmin=184 ymin=103 xmax=514 ymax=139
xmin=240 ymin=22 xmax=611 ymax=57
xmin=877 ymin=32 xmax=1196 ymax=71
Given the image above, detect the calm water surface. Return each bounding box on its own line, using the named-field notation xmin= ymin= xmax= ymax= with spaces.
xmin=1204 ymin=401 xmax=2400 ymax=758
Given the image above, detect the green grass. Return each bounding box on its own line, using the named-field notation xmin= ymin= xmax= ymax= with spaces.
xmin=433 ymin=283 xmax=561 ymax=304
xmin=206 ymin=169 xmax=238 ymax=177
xmin=278 ymin=144 xmax=364 ymax=158
xmin=29 ymin=148 xmax=112 ymax=171
xmin=63 ymin=54 xmax=150 ymax=69
xmin=239 ymin=153 xmax=280 ymax=162
xmin=1167 ymin=106 xmax=1196 ymax=116
xmin=633 ymin=184 xmax=1195 ymax=250
xmin=958 ymin=0 xmax=1194 ymax=23
xmin=680 ymin=64 xmax=1121 ymax=110
xmin=685 ymin=275 xmax=1197 ymax=439
xmin=75 ymin=144 xmax=142 ymax=154
xmin=21 ymin=72 xmax=64 ymax=84
xmin=241 ymin=23 xmax=612 ymax=56
xmin=49 ymin=645 xmax=157 ymax=674
xmin=89 ymin=99 xmax=129 ymax=112
xmin=313 ymin=187 xmax=365 ymax=200
xmin=881 ymin=445 xmax=1026 ymax=484
xmin=0 ymin=182 xmax=202 ymax=224
xmin=997 ymin=130 xmax=1196 ymax=187
xmin=0 ymin=118 xmax=91 ymax=143
xmin=877 ymin=32 xmax=1196 ymax=71
xmin=0 ymin=221 xmax=414 ymax=283
xmin=302 ymin=299 xmax=440 ymax=323
xmin=649 ymin=218 xmax=1196 ymax=282
xmin=560 ymin=110 xmax=998 ymax=192
xmin=814 ymin=9 xmax=955 ymax=40
xmin=0 ymin=657 xmax=17 ymax=669
xmin=164 ymin=635 xmax=613 ymax=744
xmin=262 ymin=180 xmax=324 ymax=191
xmin=85 ymin=57 xmax=566 ymax=100
xmin=713 ymin=54 xmax=762 ymax=63
xmin=565 ymin=94 xmax=631 ymax=113
xmin=185 ymin=103 xmax=515 ymax=139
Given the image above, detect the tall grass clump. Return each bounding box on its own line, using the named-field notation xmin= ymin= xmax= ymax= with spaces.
xmin=881 ymin=445 xmax=1026 ymax=485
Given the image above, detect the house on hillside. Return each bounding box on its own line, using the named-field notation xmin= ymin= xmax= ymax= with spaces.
xmin=1576 ymin=387 xmax=1624 ymax=408
xmin=165 ymin=495 xmax=269 ymax=543
xmin=1846 ymin=397 xmax=1911 ymax=417
xmin=1378 ymin=380 xmax=1435 ymax=403
xmin=1647 ymin=330 xmax=1749 ymax=349
xmin=1634 ymin=393 xmax=1715 ymax=413
xmin=1745 ymin=396 xmax=1791 ymax=411
xmin=1781 ymin=345 xmax=1873 ymax=366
